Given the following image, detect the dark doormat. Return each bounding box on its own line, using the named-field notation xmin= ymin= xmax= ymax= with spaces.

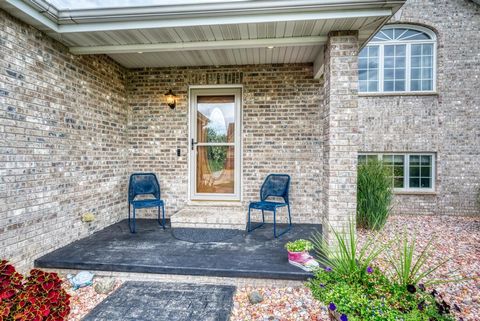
xmin=82 ymin=281 xmax=236 ymax=321
xmin=172 ymin=228 xmax=244 ymax=243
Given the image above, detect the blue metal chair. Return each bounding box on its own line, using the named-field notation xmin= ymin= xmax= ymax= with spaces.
xmin=128 ymin=173 xmax=166 ymax=233
xmin=247 ymin=174 xmax=292 ymax=238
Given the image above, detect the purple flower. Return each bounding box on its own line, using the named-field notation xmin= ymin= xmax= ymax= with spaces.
xmin=418 ymin=301 xmax=425 ymax=311
xmin=418 ymin=283 xmax=426 ymax=292
xmin=366 ymin=266 xmax=373 ymax=274
xmin=329 ymin=302 xmax=336 ymax=311
xmin=319 ymin=283 xmax=325 ymax=288
xmin=340 ymin=314 xmax=348 ymax=321
xmin=407 ymin=284 xmax=417 ymax=294
xmin=325 ymin=267 xmax=332 ymax=272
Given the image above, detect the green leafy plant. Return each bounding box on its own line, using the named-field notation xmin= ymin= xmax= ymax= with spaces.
xmin=386 ymin=233 xmax=457 ymax=288
xmin=308 ymin=224 xmax=457 ymax=321
xmin=284 ymin=239 xmax=313 ymax=252
xmin=311 ymin=222 xmax=389 ymax=282
xmin=0 ymin=260 xmax=71 ymax=321
xmin=357 ymin=160 xmax=393 ymax=230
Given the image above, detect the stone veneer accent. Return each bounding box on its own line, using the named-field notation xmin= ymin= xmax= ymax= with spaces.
xmin=322 ymin=31 xmax=359 ymax=239
xmin=0 ymin=11 xmax=129 ymax=271
xmin=358 ymin=0 xmax=480 ymax=215
xmin=127 ymin=65 xmax=323 ymax=223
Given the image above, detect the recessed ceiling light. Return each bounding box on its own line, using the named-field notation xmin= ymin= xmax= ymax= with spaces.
xmin=137 ymin=51 xmax=143 ymax=54
xmin=267 ymin=46 xmax=274 ymax=49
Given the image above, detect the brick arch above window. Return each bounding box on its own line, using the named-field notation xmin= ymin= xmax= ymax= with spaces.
xmin=359 ymin=24 xmax=437 ymax=94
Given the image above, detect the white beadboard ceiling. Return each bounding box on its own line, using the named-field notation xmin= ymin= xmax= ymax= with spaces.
xmin=1 ymin=0 xmax=406 ymax=71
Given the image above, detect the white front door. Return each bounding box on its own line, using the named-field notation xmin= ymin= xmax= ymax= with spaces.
xmin=189 ymin=87 xmax=242 ymax=201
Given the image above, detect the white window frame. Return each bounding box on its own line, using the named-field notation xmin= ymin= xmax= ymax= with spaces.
xmin=359 ymin=152 xmax=436 ymax=192
xmin=360 ymin=24 xmax=437 ymax=94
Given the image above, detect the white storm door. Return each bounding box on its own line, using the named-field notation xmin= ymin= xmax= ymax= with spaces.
xmin=189 ymin=87 xmax=242 ymax=201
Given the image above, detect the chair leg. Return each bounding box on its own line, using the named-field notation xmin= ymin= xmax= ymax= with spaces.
xmin=129 ymin=207 xmax=136 ymax=233
xmin=274 ymin=206 xmax=292 ymax=238
xmin=273 ymin=208 xmax=277 ymax=238
xmin=128 ymin=203 xmax=131 ymax=226
xmin=247 ymin=207 xmax=266 ymax=233
xmin=161 ymin=204 xmax=166 ymax=229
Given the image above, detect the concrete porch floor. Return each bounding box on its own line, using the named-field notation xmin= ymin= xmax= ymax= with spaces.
xmin=35 ymin=219 xmax=322 ymax=281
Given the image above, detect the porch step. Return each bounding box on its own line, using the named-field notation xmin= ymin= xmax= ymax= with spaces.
xmin=171 ymin=205 xmax=246 ymax=230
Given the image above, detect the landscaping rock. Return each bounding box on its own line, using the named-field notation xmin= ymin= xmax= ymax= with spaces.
xmin=94 ymin=278 xmax=116 ymax=294
xmin=248 ymin=291 xmax=264 ymax=304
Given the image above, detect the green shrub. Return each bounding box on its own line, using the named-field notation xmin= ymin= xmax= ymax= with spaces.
xmin=357 ymin=160 xmax=393 ymax=230
xmin=308 ymin=224 xmax=457 ymax=321
xmin=311 ymin=221 xmax=390 ymax=283
xmin=386 ymin=232 xmax=459 ymax=288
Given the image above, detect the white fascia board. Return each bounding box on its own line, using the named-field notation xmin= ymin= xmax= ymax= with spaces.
xmin=58 ymin=8 xmax=392 ymax=33
xmin=5 ymin=0 xmax=58 ymax=31
xmin=56 ymin=1 xmax=401 ymax=21
xmin=69 ymin=36 xmax=327 ymax=55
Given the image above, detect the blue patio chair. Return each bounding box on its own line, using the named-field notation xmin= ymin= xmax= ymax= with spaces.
xmin=247 ymin=174 xmax=292 ymax=238
xmin=128 ymin=173 xmax=166 ymax=233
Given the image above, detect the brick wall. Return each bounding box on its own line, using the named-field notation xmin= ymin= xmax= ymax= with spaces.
xmin=0 ymin=11 xmax=129 ymax=271
xmin=127 ymin=65 xmax=324 ymax=223
xmin=359 ymin=0 xmax=480 ymax=215
xmin=322 ymin=31 xmax=359 ymax=241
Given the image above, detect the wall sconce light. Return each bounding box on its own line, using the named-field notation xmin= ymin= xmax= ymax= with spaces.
xmin=164 ymin=89 xmax=177 ymax=109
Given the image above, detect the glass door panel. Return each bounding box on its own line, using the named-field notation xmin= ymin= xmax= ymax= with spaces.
xmin=190 ymin=88 xmax=241 ymax=200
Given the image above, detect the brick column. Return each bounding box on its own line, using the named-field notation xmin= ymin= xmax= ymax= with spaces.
xmin=322 ymin=31 xmax=359 ymax=245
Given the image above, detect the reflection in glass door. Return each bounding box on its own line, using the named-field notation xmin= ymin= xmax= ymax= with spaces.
xmin=190 ymin=88 xmax=241 ymax=200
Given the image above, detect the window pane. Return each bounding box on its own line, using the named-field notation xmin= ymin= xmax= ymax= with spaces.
xmin=410 ymin=155 xmax=420 ymax=165
xmin=368 ymin=81 xmax=378 ymax=92
xmin=421 ymin=155 xmax=432 ymax=165
xmin=421 ymin=167 xmax=431 ymax=176
xmin=358 ymin=46 xmax=379 ymax=92
xmin=384 ymin=81 xmax=394 ymax=91
xmin=394 ymin=177 xmax=404 ymax=188
xmin=383 ymin=45 xmax=406 ymax=92
xmin=358 ymin=155 xmax=367 ymax=164
xmin=422 ymin=80 xmax=432 ymax=91
xmin=383 ymin=155 xmax=404 ymax=188
xmin=411 ymin=80 xmax=421 ymax=91
xmin=410 ymin=44 xmax=434 ymax=91
xmin=410 ymin=166 xmax=420 ymax=177
xmin=359 ymin=81 xmax=368 ymax=92
xmin=421 ymin=178 xmax=431 ymax=188
xmin=409 ymin=155 xmax=433 ymax=189
xmin=410 ymin=178 xmax=420 ymax=188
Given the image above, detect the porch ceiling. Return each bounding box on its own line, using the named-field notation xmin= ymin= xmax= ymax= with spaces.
xmin=1 ymin=0 xmax=406 ymax=70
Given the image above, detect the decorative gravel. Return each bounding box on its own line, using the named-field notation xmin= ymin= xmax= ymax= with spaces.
xmin=231 ymin=215 xmax=480 ymax=321
xmin=63 ymin=215 xmax=479 ymax=321
xmin=62 ymin=277 xmax=123 ymax=321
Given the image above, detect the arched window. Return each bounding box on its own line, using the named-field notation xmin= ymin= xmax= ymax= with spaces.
xmin=359 ymin=25 xmax=436 ymax=93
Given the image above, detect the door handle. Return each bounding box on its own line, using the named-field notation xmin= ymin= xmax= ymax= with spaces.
xmin=191 ymin=139 xmax=198 ymax=150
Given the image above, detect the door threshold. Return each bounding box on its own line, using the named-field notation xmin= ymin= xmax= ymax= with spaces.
xmin=187 ymin=200 xmax=243 ymax=207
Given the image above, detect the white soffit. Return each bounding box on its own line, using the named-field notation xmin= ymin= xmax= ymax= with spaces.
xmin=0 ymin=0 xmax=406 ymax=68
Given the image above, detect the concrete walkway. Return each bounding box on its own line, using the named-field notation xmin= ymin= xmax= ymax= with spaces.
xmin=82 ymin=282 xmax=235 ymax=321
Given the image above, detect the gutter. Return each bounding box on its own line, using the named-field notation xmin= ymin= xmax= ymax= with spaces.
xmin=20 ymin=0 xmax=405 ymax=24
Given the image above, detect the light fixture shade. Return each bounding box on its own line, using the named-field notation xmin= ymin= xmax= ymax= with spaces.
xmin=164 ymin=89 xmax=177 ymax=109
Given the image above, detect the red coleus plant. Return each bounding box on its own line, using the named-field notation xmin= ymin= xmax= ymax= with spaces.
xmin=0 ymin=260 xmax=70 ymax=321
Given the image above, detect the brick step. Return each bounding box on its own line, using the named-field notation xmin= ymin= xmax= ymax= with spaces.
xmin=171 ymin=206 xmax=246 ymax=230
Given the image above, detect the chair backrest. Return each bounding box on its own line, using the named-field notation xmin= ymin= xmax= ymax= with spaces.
xmin=128 ymin=173 xmax=160 ymax=202
xmin=260 ymin=174 xmax=291 ymax=204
